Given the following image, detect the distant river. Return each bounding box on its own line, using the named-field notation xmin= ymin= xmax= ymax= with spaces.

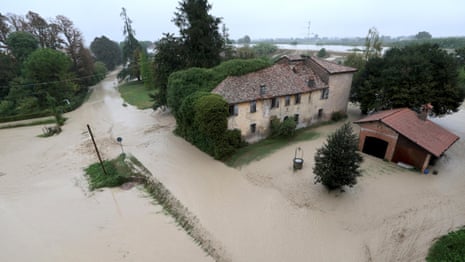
xmin=275 ymin=44 xmax=364 ymax=53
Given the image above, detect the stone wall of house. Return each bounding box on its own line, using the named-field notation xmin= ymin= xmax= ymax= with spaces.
xmin=227 ymin=91 xmax=335 ymax=143
xmin=325 ymin=73 xmax=353 ymax=114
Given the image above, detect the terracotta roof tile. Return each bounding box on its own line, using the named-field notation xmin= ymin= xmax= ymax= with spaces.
xmin=212 ymin=62 xmax=327 ymax=104
xmin=355 ymin=108 xmax=459 ymax=157
xmin=309 ymin=56 xmax=357 ymax=74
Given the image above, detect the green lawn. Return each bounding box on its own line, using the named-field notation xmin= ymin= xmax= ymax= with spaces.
xmin=225 ymin=128 xmax=319 ymax=167
xmin=427 ymin=227 xmax=465 ymax=261
xmin=118 ymin=81 xmax=153 ymax=109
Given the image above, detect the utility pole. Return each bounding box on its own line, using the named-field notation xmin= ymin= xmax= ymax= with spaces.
xmin=87 ymin=124 xmax=108 ymax=176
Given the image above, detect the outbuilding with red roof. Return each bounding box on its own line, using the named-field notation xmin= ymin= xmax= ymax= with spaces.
xmin=354 ymin=107 xmax=459 ymax=173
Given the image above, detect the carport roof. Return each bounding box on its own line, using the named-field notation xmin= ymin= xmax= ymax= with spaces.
xmin=354 ymin=108 xmax=459 ymax=157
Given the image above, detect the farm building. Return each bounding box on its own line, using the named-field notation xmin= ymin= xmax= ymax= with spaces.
xmin=354 ymin=107 xmax=459 ymax=173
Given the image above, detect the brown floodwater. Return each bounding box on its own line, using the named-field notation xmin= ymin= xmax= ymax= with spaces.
xmin=1 ymin=70 xmax=465 ymax=261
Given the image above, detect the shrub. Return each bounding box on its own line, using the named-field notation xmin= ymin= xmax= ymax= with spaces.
xmin=331 ymin=111 xmax=347 ymax=122
xmin=279 ymin=117 xmax=297 ymax=137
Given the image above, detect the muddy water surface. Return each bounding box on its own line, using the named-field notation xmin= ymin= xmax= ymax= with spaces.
xmin=1 ymin=70 xmax=465 ymax=261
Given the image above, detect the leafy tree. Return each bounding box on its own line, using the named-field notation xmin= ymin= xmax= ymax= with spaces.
xmin=93 ymin=61 xmax=108 ymax=82
xmin=456 ymin=47 xmax=465 ymax=66
xmin=344 ymin=53 xmax=365 ymax=69
xmin=152 ymin=33 xmax=185 ymax=108
xmin=253 ymin=42 xmax=278 ymax=57
xmin=0 ymin=53 xmax=18 ymax=99
xmin=236 ymin=45 xmax=256 ymax=58
xmin=173 ymin=0 xmax=224 ymax=68
xmin=352 ymin=43 xmax=464 ymax=115
xmin=317 ymin=48 xmax=328 ymax=58
xmin=237 ymin=35 xmax=251 ymax=44
xmin=364 ymin=27 xmax=382 ymax=60
xmin=23 ymin=48 xmax=76 ymax=108
xmin=415 ymin=31 xmax=432 ymax=40
xmin=313 ymin=122 xmax=363 ymax=190
xmin=139 ymin=51 xmax=155 ymax=89
xmin=6 ymin=31 xmax=38 ymax=63
xmin=120 ymin=7 xmax=143 ymax=80
xmin=90 ymin=36 xmax=122 ymax=71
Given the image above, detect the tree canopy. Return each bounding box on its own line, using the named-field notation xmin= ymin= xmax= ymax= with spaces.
xmin=313 ymin=122 xmax=363 ymax=190
xmin=90 ymin=36 xmax=122 ymax=71
xmin=352 ymin=43 xmax=464 ymax=115
xmin=6 ymin=31 xmax=38 ymax=64
xmin=173 ymin=0 xmax=224 ymax=68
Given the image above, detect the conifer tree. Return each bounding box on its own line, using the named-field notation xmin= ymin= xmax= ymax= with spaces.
xmin=313 ymin=122 xmax=363 ymax=190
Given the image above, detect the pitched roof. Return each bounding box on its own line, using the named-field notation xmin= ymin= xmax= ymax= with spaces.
xmin=354 ymin=108 xmax=459 ymax=157
xmin=212 ymin=62 xmax=327 ymax=104
xmin=308 ymin=56 xmax=358 ymax=74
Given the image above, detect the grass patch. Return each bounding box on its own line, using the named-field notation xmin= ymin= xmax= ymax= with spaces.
xmin=84 ymin=154 xmax=135 ymax=190
xmin=225 ymin=128 xmax=319 ymax=167
xmin=427 ymin=227 xmax=465 ymax=261
xmin=118 ymin=81 xmax=153 ymax=109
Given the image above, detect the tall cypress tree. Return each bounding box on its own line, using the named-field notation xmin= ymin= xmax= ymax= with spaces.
xmin=172 ymin=0 xmax=224 ymax=68
xmin=313 ymin=123 xmax=363 ymax=191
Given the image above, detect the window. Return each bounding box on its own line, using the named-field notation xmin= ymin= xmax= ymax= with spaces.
xmin=229 ymin=104 xmax=238 ymax=116
xmin=295 ymin=94 xmax=301 ymax=104
xmin=250 ymin=100 xmax=257 ymax=113
xmin=250 ymin=123 xmax=256 ymax=133
xmin=321 ymin=88 xmax=329 ymax=100
xmin=285 ymin=96 xmax=290 ymax=106
xmin=271 ymin=97 xmax=279 ymax=109
xmin=294 ymin=114 xmax=299 ymax=124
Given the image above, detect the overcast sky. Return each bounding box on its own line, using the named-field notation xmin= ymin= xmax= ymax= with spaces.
xmin=3 ymin=0 xmax=464 ymax=45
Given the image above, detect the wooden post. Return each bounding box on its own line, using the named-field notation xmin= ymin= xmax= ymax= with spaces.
xmin=87 ymin=124 xmax=108 ymax=176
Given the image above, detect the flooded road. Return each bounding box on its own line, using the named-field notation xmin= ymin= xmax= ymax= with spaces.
xmin=1 ymin=70 xmax=465 ymax=261
xmin=0 ymin=71 xmax=212 ymax=262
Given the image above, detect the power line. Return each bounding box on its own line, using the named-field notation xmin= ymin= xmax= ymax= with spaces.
xmin=0 ymin=72 xmax=109 ymax=89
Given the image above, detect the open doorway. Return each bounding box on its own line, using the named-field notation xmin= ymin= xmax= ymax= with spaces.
xmin=362 ymin=136 xmax=388 ymax=159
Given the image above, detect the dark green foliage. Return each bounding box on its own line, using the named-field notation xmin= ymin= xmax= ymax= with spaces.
xmin=193 ymin=94 xmax=232 ymax=159
xmin=416 ymin=31 xmax=432 ymax=40
xmin=167 ymin=68 xmax=216 ymax=115
xmin=331 ymin=111 xmax=347 ymax=122
xmin=352 ymin=43 xmax=464 ymax=115
xmin=427 ymin=227 xmax=465 ymax=262
xmin=269 ymin=116 xmax=297 ymax=138
xmin=279 ymin=117 xmax=297 ymax=137
xmin=152 ymin=33 xmax=186 ymax=108
xmin=23 ymin=48 xmax=76 ymax=107
xmin=173 ymin=0 xmax=224 ymax=68
xmin=93 ymin=61 xmax=108 ymax=82
xmin=176 ymin=91 xmax=210 ymax=139
xmin=139 ymin=52 xmax=155 ymax=89
xmin=0 ymin=53 xmax=18 ymax=99
xmin=167 ymin=58 xmax=271 ymax=115
xmin=168 ymin=58 xmax=271 ymax=159
xmin=456 ymin=47 xmax=465 ymax=66
xmin=317 ymin=48 xmax=328 ymax=58
xmin=6 ymin=31 xmax=39 ymax=64
xmin=313 ymin=122 xmax=363 ymax=190
xmin=213 ymin=58 xmax=271 ymax=78
xmin=90 ymin=36 xmax=122 ymax=71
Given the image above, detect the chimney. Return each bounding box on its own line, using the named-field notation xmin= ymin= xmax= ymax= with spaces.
xmin=418 ymin=103 xmax=433 ymax=120
xmin=260 ymin=84 xmax=266 ymax=96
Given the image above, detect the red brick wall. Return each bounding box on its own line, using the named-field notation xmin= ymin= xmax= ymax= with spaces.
xmin=392 ymin=135 xmax=429 ymax=169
